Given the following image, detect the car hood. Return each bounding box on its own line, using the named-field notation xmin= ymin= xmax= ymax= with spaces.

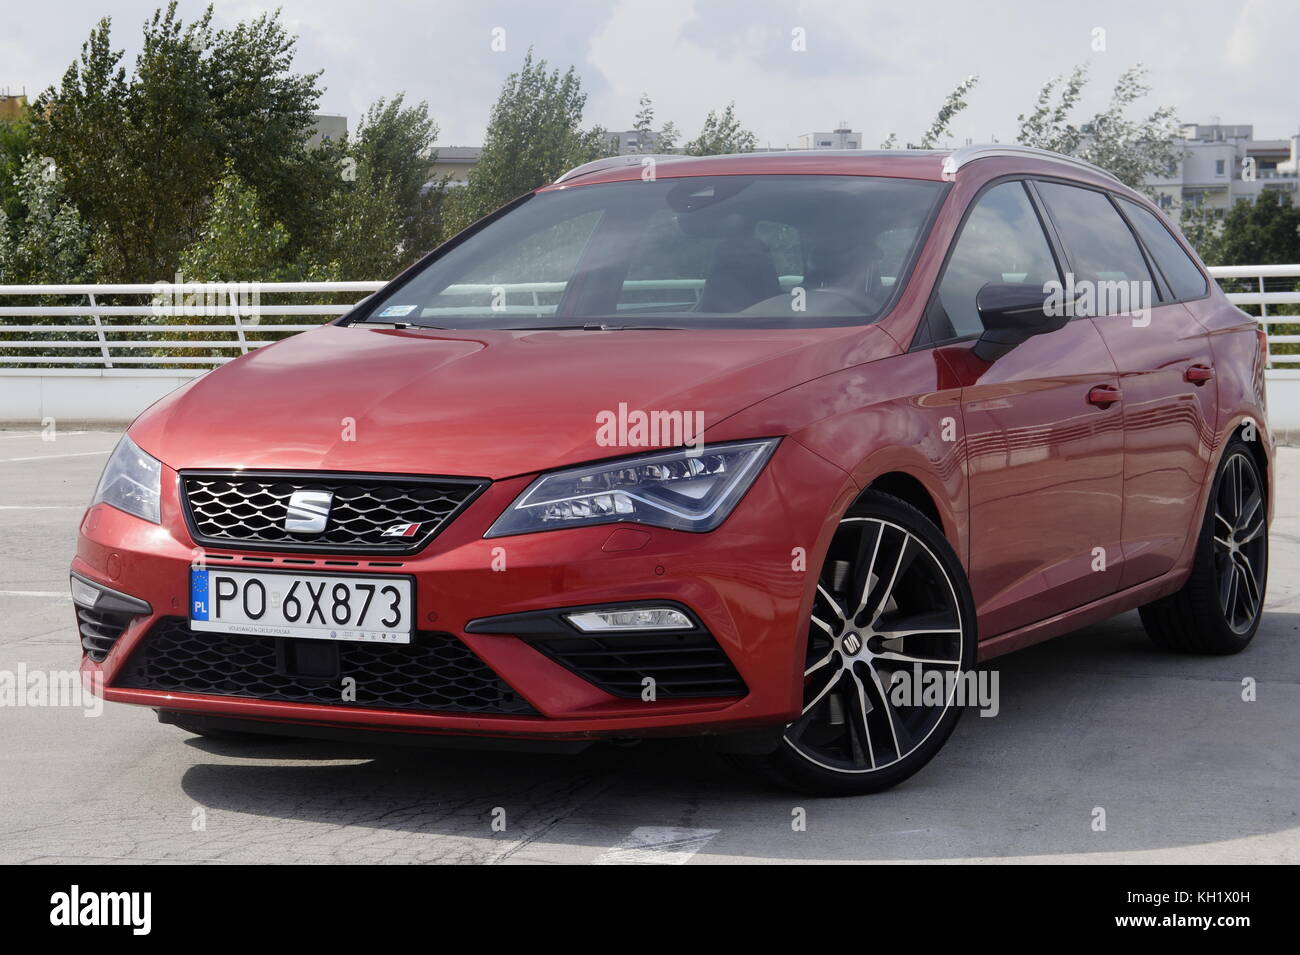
xmin=131 ymin=322 xmax=894 ymax=479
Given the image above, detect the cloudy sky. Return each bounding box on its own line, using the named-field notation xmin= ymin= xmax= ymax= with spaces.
xmin=4 ymin=0 xmax=1297 ymax=148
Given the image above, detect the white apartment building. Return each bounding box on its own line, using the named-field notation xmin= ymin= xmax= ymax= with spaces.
xmin=1146 ymin=123 xmax=1300 ymax=215
xmin=796 ymin=127 xmax=862 ymax=150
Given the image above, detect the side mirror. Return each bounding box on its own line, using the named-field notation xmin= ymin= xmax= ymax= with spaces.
xmin=972 ymin=282 xmax=1069 ymax=361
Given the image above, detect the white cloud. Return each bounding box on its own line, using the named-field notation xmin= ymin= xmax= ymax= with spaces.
xmin=2 ymin=0 xmax=1296 ymax=148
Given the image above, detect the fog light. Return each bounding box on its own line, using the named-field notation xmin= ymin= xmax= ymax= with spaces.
xmin=564 ymin=607 xmax=693 ymax=632
xmin=69 ymin=573 xmax=152 ymax=615
xmin=69 ymin=576 xmax=102 ymax=608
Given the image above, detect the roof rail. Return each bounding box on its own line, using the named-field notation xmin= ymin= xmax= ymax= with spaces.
xmin=554 ymin=154 xmax=686 ymax=184
xmin=942 ymin=144 xmax=1120 ymax=183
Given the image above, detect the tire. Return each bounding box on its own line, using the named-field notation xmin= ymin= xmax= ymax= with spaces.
xmin=733 ymin=490 xmax=978 ymax=796
xmin=1139 ymin=438 xmax=1268 ymax=655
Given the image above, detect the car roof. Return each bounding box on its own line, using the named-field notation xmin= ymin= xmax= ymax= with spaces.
xmin=544 ymin=144 xmax=1121 ymax=191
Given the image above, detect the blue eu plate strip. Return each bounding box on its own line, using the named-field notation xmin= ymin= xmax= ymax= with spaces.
xmin=190 ymin=568 xmax=210 ymax=620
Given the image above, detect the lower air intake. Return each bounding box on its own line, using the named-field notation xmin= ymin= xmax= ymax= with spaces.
xmin=527 ymin=631 xmax=748 ymax=699
xmin=116 ymin=618 xmax=535 ymax=715
xmin=78 ymin=606 xmax=133 ymax=662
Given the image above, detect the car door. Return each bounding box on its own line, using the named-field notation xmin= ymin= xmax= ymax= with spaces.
xmin=925 ymin=179 xmax=1125 ymax=639
xmin=1034 ymin=183 xmax=1218 ymax=589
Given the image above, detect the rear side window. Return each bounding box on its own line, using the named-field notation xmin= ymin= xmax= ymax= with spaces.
xmin=1117 ymin=198 xmax=1209 ymax=300
xmin=1036 ymin=182 xmax=1154 ymax=313
xmin=936 ymin=181 xmax=1060 ymax=338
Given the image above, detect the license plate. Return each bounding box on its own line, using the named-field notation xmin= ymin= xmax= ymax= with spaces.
xmin=189 ymin=569 xmax=413 ymax=644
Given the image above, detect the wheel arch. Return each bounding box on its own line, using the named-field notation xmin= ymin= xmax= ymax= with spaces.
xmin=1234 ymin=418 xmax=1271 ymax=506
xmin=1171 ymin=413 xmax=1272 ymax=575
xmin=1212 ymin=414 xmax=1271 ymax=511
xmin=860 ymin=471 xmax=945 ymax=537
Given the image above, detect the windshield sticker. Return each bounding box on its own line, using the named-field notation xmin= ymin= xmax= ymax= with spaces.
xmin=378 ymin=304 xmax=418 ymax=317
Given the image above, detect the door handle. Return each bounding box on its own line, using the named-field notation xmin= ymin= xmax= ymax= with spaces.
xmin=1087 ymin=384 xmax=1122 ymax=408
xmin=1185 ymin=363 xmax=1215 ymax=385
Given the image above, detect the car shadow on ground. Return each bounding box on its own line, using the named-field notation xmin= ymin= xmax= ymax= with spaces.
xmin=176 ymin=609 xmax=1300 ymax=861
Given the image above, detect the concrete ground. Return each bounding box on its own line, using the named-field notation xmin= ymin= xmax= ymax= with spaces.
xmin=0 ymin=428 xmax=1296 ymax=864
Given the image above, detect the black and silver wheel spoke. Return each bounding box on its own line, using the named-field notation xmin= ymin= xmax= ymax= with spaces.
xmin=1233 ymin=553 xmax=1260 ymax=620
xmin=844 ymin=669 xmax=877 ymax=769
xmin=860 ymin=661 xmax=904 ymax=759
xmin=786 ymin=516 xmax=965 ymax=775
xmin=1212 ymin=452 xmax=1267 ymax=634
xmin=856 ymin=529 xmax=918 ymax=627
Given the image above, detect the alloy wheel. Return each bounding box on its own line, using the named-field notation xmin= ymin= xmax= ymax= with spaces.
xmin=786 ymin=517 xmax=965 ymax=774
xmin=1213 ymin=452 xmax=1267 ymax=634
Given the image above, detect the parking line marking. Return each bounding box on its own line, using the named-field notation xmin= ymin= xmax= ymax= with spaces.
xmin=0 ymin=450 xmax=110 ymax=463
xmin=0 ymin=505 xmax=81 ymax=510
xmin=0 ymin=431 xmax=88 ymax=440
xmin=592 ymin=827 xmax=721 ymax=865
xmin=0 ymin=591 xmax=70 ymax=599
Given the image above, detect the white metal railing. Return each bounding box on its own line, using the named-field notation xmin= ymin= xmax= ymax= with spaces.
xmin=0 ymin=269 xmax=1297 ymax=369
xmin=1207 ymin=265 xmax=1300 ymax=366
xmin=0 ymin=281 xmax=384 ymax=368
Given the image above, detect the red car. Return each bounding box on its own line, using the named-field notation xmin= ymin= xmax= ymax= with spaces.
xmin=72 ymin=145 xmax=1271 ymax=795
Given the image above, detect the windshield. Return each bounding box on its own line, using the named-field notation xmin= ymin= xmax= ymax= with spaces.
xmin=358 ymin=174 xmax=946 ymax=330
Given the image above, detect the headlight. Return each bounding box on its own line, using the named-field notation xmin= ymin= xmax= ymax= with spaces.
xmin=91 ymin=434 xmax=162 ymax=524
xmin=485 ymin=439 xmax=779 ymax=537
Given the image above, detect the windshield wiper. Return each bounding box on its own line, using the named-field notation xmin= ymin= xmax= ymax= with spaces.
xmin=358 ymin=320 xmax=448 ymax=329
xmin=503 ymin=323 xmax=686 ymax=331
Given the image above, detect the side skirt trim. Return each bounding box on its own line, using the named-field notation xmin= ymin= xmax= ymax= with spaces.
xmin=976 ymin=568 xmax=1189 ymax=661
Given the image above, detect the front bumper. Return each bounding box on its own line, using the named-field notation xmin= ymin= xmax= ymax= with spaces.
xmin=74 ymin=438 xmax=856 ymax=742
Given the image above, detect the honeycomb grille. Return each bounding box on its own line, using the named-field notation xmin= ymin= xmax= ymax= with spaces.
xmin=180 ymin=471 xmax=486 ymax=554
xmin=116 ymin=618 xmax=536 ymax=715
xmin=526 ymin=632 xmax=748 ymax=699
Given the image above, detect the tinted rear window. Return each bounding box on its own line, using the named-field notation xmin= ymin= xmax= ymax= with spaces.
xmin=1117 ymin=198 xmax=1208 ymax=300
xmin=1036 ymin=182 xmax=1154 ymax=313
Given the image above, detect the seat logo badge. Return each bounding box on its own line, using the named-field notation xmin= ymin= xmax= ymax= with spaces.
xmin=284 ymin=490 xmax=333 ymax=534
xmin=842 ymin=632 xmax=863 ymax=655
xmin=381 ymin=522 xmax=423 ymax=538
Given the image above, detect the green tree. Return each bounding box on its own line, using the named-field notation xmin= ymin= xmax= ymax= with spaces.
xmin=684 ymin=102 xmax=756 ymax=156
xmin=633 ymin=93 xmax=679 ymax=153
xmin=1016 ymin=65 xmax=1088 ymax=154
xmin=1016 ymin=65 xmax=1180 ymax=191
xmin=0 ymin=155 xmax=93 ymax=368
xmin=918 ymin=75 xmax=980 ymax=149
xmin=445 ymin=50 xmax=610 ymax=234
xmin=1195 ymin=192 xmax=1300 ymax=358
xmin=205 ymin=9 xmax=325 ymax=238
xmin=169 ymin=165 xmax=293 ymax=357
xmin=177 ymin=164 xmax=290 ymax=282
xmin=1177 ymin=202 xmax=1221 ymax=259
xmin=29 ymin=2 xmax=323 ymax=282
xmin=307 ymin=164 xmax=405 ymax=281
xmin=0 ymin=113 xmax=33 ymax=226
xmin=1193 ymin=191 xmax=1300 ymax=267
xmin=0 ymin=154 xmax=90 ymax=285
xmin=348 ymin=95 xmax=443 ymax=260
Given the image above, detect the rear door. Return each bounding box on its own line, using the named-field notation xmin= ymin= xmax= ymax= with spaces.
xmin=1035 ymin=183 xmax=1217 ymax=589
xmin=927 ymin=179 xmax=1125 ymax=639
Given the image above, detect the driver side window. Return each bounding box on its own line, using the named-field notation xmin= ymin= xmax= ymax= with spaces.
xmin=936 ymin=181 xmax=1060 ymax=339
